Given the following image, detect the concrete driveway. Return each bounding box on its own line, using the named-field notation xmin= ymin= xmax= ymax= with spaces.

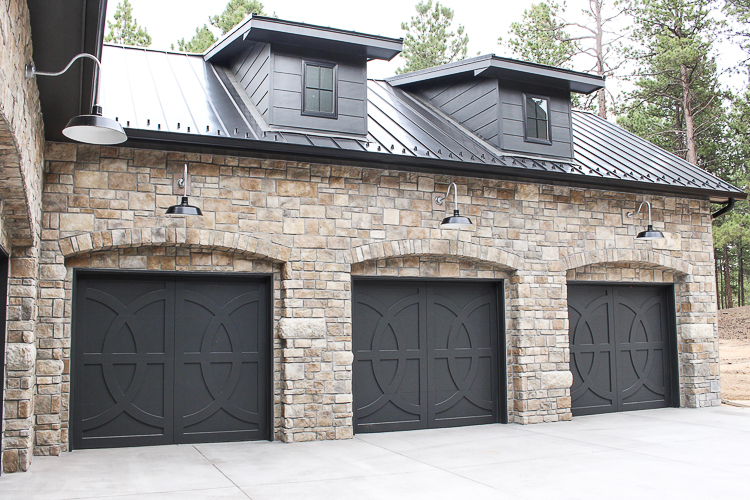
xmin=1 ymin=406 xmax=749 ymax=500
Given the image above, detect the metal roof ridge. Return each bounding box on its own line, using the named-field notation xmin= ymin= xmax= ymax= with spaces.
xmin=103 ymin=43 xmax=204 ymax=57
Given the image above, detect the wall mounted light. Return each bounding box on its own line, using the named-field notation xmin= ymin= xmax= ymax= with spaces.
xmin=25 ymin=53 xmax=127 ymax=145
xmin=166 ymin=164 xmax=202 ymax=216
xmin=626 ymin=200 xmax=665 ymax=240
xmin=435 ymin=182 xmax=473 ymax=229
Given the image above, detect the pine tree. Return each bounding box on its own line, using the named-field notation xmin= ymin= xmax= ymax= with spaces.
xmin=173 ymin=0 xmax=267 ymax=54
xmin=397 ymin=1 xmax=469 ymax=74
xmin=105 ymin=0 xmax=152 ymax=47
xmin=501 ymin=1 xmax=577 ymax=68
xmin=619 ymin=0 xmax=723 ymax=167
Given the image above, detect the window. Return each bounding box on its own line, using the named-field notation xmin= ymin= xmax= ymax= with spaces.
xmin=524 ymin=95 xmax=551 ymax=144
xmin=303 ymin=61 xmax=337 ymax=117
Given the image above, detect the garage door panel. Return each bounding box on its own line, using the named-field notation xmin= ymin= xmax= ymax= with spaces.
xmin=74 ymin=273 xmax=269 ymax=449
xmin=74 ymin=276 xmax=174 ymax=448
xmin=569 ymin=284 xmax=673 ymax=415
xmin=355 ymin=280 xmax=500 ymax=433
xmin=174 ymin=279 xmax=268 ymax=444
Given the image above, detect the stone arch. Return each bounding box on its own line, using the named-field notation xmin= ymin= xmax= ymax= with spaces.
xmin=562 ymin=248 xmax=691 ymax=276
xmin=57 ymin=228 xmax=291 ymax=262
xmin=0 ymin=112 xmax=36 ymax=247
xmin=348 ymin=239 xmax=522 ymax=270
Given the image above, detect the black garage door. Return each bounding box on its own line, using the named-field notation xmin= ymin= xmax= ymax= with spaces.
xmin=72 ymin=272 xmax=270 ymax=449
xmin=568 ymin=284 xmax=675 ymax=416
xmin=353 ymin=280 xmax=502 ymax=433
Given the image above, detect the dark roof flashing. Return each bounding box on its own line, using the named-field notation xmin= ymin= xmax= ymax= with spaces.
xmin=204 ymin=15 xmax=403 ymax=63
xmin=387 ymin=54 xmax=606 ymax=94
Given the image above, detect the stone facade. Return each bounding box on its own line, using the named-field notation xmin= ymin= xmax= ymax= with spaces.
xmin=18 ymin=141 xmax=718 ymax=458
xmin=1 ymin=0 xmax=46 ymax=473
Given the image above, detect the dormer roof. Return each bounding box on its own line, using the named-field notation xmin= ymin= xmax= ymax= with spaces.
xmin=204 ymin=15 xmax=403 ymax=65
xmin=386 ymin=54 xmax=606 ymax=94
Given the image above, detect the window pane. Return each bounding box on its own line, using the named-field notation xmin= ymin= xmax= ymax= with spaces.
xmin=526 ymin=97 xmax=537 ymax=119
xmin=534 ymin=98 xmax=548 ymax=121
xmin=306 ymin=88 xmax=320 ymax=112
xmin=537 ymin=120 xmax=548 ymax=140
xmin=306 ymin=65 xmax=320 ymax=89
xmin=320 ymin=90 xmax=334 ymax=113
xmin=526 ymin=117 xmax=537 ymax=139
xmin=320 ymin=67 xmax=334 ymax=90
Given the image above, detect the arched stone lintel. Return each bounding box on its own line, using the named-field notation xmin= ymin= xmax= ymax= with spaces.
xmin=57 ymin=228 xmax=291 ymax=262
xmin=0 ymin=113 xmax=35 ymax=247
xmin=349 ymin=239 xmax=522 ymax=270
xmin=562 ymin=249 xmax=691 ymax=276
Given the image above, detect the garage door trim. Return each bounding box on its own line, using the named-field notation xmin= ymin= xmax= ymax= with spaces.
xmin=70 ymin=269 xmax=274 ymax=450
xmin=567 ymin=281 xmax=679 ymax=414
xmin=352 ymin=277 xmax=507 ymax=432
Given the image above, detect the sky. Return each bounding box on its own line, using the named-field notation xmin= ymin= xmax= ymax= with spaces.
xmin=106 ymin=0 xmax=747 ymax=91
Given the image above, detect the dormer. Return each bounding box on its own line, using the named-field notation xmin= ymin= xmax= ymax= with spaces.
xmin=386 ymin=55 xmax=605 ymax=160
xmin=205 ymin=16 xmax=402 ymax=137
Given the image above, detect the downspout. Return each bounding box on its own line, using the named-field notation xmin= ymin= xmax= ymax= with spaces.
xmin=712 ymin=198 xmax=735 ymax=219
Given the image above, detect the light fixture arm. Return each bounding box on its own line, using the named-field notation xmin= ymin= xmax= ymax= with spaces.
xmin=435 ymin=182 xmax=460 ymax=214
xmin=26 ymin=53 xmax=102 ymax=106
xmin=177 ymin=164 xmax=190 ymax=195
xmin=627 ymin=200 xmax=653 ymax=226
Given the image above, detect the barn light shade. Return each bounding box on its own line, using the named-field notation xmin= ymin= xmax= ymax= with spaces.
xmin=167 ymin=164 xmax=202 ymax=216
xmin=25 ymin=53 xmax=127 ymax=145
xmin=627 ymin=200 xmax=664 ymax=240
xmin=435 ymin=182 xmax=473 ymax=229
xmin=62 ymin=105 xmax=127 ymax=145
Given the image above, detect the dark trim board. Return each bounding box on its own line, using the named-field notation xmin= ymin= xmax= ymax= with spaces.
xmin=0 ymin=248 xmax=8 ymax=475
xmin=352 ymin=278 xmax=506 ymax=433
xmin=71 ymin=270 xmax=274 ymax=450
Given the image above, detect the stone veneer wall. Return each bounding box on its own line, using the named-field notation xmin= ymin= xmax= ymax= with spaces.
xmin=26 ymin=141 xmax=719 ymax=456
xmin=1 ymin=0 xmax=46 ymax=473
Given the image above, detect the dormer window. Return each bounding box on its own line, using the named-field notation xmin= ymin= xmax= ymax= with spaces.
xmin=524 ymin=94 xmax=551 ymax=144
xmin=303 ymin=61 xmax=337 ymax=118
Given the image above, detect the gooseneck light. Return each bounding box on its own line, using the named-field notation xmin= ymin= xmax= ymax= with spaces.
xmin=627 ymin=200 xmax=665 ymax=240
xmin=25 ymin=53 xmax=127 ymax=145
xmin=435 ymin=182 xmax=473 ymax=229
xmin=166 ymin=164 xmax=202 ymax=216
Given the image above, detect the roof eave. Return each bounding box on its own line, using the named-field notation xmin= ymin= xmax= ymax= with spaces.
xmin=205 ymin=15 xmax=403 ymax=63
xmin=120 ymin=129 xmax=745 ymax=202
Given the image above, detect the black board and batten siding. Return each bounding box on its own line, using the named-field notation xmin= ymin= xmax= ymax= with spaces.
xmin=231 ymin=43 xmax=272 ymax=119
xmin=418 ymin=78 xmax=499 ymax=145
xmin=498 ymin=84 xmax=573 ymax=158
xmin=269 ymin=47 xmax=367 ymax=136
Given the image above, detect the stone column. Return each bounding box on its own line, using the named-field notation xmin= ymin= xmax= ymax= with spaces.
xmin=277 ymin=256 xmax=353 ymax=442
xmin=2 ymin=249 xmax=39 ymax=472
xmin=509 ymin=271 xmax=572 ymax=423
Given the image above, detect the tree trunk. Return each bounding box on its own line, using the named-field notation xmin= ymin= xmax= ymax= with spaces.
xmin=680 ymin=63 xmax=698 ymax=165
xmin=593 ymin=0 xmax=606 ymax=119
xmin=725 ymin=244 xmax=734 ymax=308
xmin=740 ymin=240 xmax=745 ymax=306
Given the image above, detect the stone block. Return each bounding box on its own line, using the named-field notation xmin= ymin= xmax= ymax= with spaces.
xmin=277 ymin=180 xmax=317 ymax=198
xmin=6 ymin=343 xmax=35 ymax=371
xmin=279 ymin=318 xmax=327 ymax=339
xmin=283 ymin=363 xmax=306 ymax=381
xmin=37 ymin=359 xmax=64 ymax=376
xmin=681 ymin=324 xmax=714 ymax=340
xmin=540 ymin=371 xmax=573 ymax=390
xmin=60 ymin=214 xmax=94 ymax=232
xmin=74 ymin=171 xmax=108 ymax=189
xmin=129 ymin=192 xmax=155 ymax=211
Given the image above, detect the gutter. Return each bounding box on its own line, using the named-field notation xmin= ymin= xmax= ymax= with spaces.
xmin=712 ymin=198 xmax=735 ymax=219
xmin=119 ymin=129 xmax=747 ymax=202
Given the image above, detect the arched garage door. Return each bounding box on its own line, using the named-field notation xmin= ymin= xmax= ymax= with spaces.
xmin=72 ymin=271 xmax=271 ymax=449
xmin=567 ymin=283 xmax=677 ymax=415
xmin=353 ymin=280 xmax=503 ymax=433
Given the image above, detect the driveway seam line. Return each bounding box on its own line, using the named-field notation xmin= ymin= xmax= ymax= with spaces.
xmin=193 ymin=445 xmax=255 ymax=499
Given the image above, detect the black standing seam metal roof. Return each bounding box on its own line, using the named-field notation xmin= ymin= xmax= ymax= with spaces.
xmin=99 ymin=45 xmax=745 ymax=202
